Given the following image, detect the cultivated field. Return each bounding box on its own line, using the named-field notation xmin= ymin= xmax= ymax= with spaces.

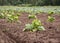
xmin=0 ymin=6 xmax=60 ymax=43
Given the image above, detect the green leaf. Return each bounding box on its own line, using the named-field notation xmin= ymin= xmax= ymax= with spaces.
xmin=23 ymin=24 xmax=34 ymax=31
xmin=0 ymin=13 xmax=5 ymax=18
xmin=32 ymin=19 xmax=42 ymax=26
xmin=38 ymin=26 xmax=45 ymax=31
xmin=16 ymin=14 xmax=20 ymax=16
xmin=32 ymin=28 xmax=37 ymax=32
xmin=25 ymin=24 xmax=33 ymax=30
xmin=7 ymin=14 xmax=12 ymax=17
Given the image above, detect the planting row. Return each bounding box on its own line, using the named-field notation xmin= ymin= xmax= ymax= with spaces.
xmin=0 ymin=10 xmax=56 ymax=32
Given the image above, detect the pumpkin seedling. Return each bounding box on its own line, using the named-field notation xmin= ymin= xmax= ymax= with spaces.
xmin=47 ymin=16 xmax=55 ymax=29
xmin=23 ymin=19 xmax=45 ymax=32
xmin=23 ymin=24 xmax=34 ymax=31
xmin=28 ymin=14 xmax=36 ymax=19
xmin=48 ymin=11 xmax=54 ymax=16
xmin=0 ymin=13 xmax=5 ymax=19
xmin=47 ymin=16 xmax=55 ymax=23
xmin=7 ymin=14 xmax=19 ymax=22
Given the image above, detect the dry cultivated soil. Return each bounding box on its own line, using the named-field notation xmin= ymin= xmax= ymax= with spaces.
xmin=0 ymin=13 xmax=60 ymax=43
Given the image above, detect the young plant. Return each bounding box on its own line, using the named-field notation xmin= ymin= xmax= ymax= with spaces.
xmin=0 ymin=13 xmax=5 ymax=19
xmin=47 ymin=11 xmax=55 ymax=23
xmin=6 ymin=14 xmax=20 ymax=22
xmin=47 ymin=16 xmax=55 ymax=23
xmin=28 ymin=14 xmax=36 ymax=19
xmin=48 ymin=11 xmax=54 ymax=16
xmin=47 ymin=16 xmax=55 ymax=29
xmin=0 ymin=10 xmax=20 ymax=23
xmin=23 ymin=19 xmax=45 ymax=32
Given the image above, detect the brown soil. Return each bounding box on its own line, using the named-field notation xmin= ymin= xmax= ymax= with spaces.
xmin=0 ymin=13 xmax=60 ymax=43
